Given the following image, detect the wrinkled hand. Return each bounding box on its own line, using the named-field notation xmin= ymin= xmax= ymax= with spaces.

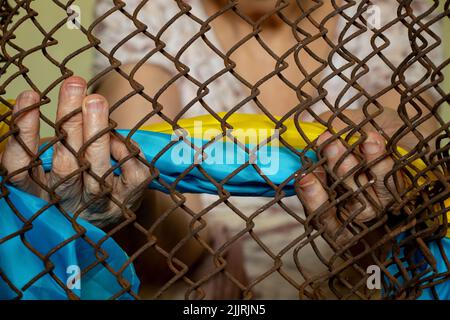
xmin=1 ymin=76 xmax=150 ymax=227
xmin=297 ymin=130 xmax=405 ymax=247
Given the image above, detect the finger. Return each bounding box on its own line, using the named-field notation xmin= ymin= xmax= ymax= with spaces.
xmin=312 ymin=166 xmax=326 ymax=185
xmin=298 ymin=172 xmax=351 ymax=245
xmin=82 ymin=94 xmax=113 ymax=199
xmin=2 ymin=91 xmax=41 ymax=186
xmin=79 ymin=136 xmax=149 ymax=228
xmin=318 ymin=132 xmax=378 ymax=222
xmin=110 ymin=135 xmax=150 ymax=204
xmin=51 ymin=76 xmax=86 ymax=179
xmin=298 ymin=171 xmax=329 ymax=212
xmin=360 ymin=131 xmax=399 ymax=207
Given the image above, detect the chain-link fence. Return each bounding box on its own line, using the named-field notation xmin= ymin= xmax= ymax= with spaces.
xmin=0 ymin=0 xmax=449 ymax=300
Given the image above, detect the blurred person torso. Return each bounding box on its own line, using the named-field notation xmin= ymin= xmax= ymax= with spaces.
xmin=94 ymin=0 xmax=442 ymax=299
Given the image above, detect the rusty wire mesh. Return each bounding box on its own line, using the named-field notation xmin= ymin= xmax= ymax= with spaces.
xmin=0 ymin=0 xmax=449 ymax=300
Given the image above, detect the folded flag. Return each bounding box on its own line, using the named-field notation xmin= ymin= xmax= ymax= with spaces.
xmin=0 ymin=101 xmax=448 ymax=299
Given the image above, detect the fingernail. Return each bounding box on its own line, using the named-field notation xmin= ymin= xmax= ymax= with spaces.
xmin=313 ymin=168 xmax=326 ymax=181
xmin=14 ymin=91 xmax=38 ymax=112
xmin=362 ymin=136 xmax=382 ymax=155
xmin=324 ymin=141 xmax=340 ymax=158
xmin=65 ymin=82 xmax=85 ymax=97
xmin=298 ymin=175 xmax=316 ymax=193
xmin=318 ymin=133 xmax=340 ymax=158
xmin=85 ymin=97 xmax=106 ymax=113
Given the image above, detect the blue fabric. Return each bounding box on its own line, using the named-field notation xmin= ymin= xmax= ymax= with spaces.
xmin=0 ymin=181 xmax=140 ymax=300
xmin=386 ymin=236 xmax=450 ymax=300
xmin=40 ymin=130 xmax=317 ymax=196
xmin=1 ymin=129 xmax=448 ymax=299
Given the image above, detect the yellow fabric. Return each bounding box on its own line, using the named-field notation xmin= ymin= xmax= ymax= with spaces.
xmin=144 ymin=112 xmax=422 ymax=169
xmin=1 ymin=104 xmax=448 ymax=237
xmin=144 ymin=112 xmax=449 ymax=237
xmin=0 ymin=100 xmax=13 ymax=152
xmin=445 ymin=199 xmax=450 ymax=238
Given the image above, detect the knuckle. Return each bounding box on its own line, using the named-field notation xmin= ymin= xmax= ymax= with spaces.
xmin=129 ymin=139 xmax=143 ymax=153
xmin=87 ymin=132 xmax=110 ymax=146
xmin=372 ymin=172 xmax=396 ymax=198
xmin=17 ymin=122 xmax=37 ymax=136
xmin=140 ymin=166 xmax=151 ymax=181
xmin=120 ymin=161 xmax=150 ymax=186
xmin=337 ymin=156 xmax=357 ymax=176
xmin=8 ymin=172 xmax=28 ymax=185
xmin=79 ymin=208 xmax=122 ymax=228
xmin=60 ymin=114 xmax=83 ymax=130
xmin=59 ymin=196 xmax=82 ymax=214
xmin=133 ymin=163 xmax=151 ymax=183
xmin=50 ymin=172 xmax=81 ymax=193
xmin=83 ymin=181 xmax=102 ymax=199
xmin=119 ymin=172 xmax=140 ymax=190
xmin=345 ymin=195 xmax=378 ymax=223
xmin=353 ymin=204 xmax=377 ymax=223
xmin=357 ymin=207 xmax=377 ymax=222
xmin=375 ymin=182 xmax=394 ymax=202
xmin=53 ymin=146 xmax=78 ymax=174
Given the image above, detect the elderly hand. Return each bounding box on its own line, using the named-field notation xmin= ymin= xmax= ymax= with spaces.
xmin=1 ymin=76 xmax=150 ymax=227
xmin=297 ymin=129 xmax=405 ymax=247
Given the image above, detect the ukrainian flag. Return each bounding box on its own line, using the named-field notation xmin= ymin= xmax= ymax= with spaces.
xmin=0 ymin=101 xmax=448 ymax=299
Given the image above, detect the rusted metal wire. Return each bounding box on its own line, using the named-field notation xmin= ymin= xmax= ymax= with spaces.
xmin=0 ymin=0 xmax=449 ymax=300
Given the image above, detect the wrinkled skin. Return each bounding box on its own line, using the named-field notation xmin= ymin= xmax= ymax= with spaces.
xmin=1 ymin=77 xmax=150 ymax=227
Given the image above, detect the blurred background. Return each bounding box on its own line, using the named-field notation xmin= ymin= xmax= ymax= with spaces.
xmin=2 ymin=0 xmax=449 ymax=136
xmin=2 ymin=0 xmax=94 ymax=136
